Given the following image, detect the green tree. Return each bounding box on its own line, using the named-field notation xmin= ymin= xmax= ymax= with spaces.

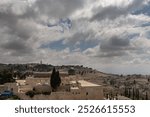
xmin=55 ymin=71 xmax=61 ymax=87
xmin=50 ymin=67 xmax=56 ymax=90
xmin=0 ymin=69 xmax=14 ymax=84
xmin=25 ymin=91 xmax=35 ymax=98
xmin=50 ymin=67 xmax=61 ymax=91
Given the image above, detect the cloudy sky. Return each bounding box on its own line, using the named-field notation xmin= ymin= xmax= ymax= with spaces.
xmin=0 ymin=0 xmax=150 ymax=74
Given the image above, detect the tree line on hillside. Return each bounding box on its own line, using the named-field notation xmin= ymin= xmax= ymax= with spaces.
xmin=0 ymin=69 xmax=15 ymax=84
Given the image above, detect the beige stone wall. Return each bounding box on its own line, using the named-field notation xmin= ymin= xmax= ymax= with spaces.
xmin=26 ymin=76 xmax=67 ymax=86
xmin=18 ymin=85 xmax=33 ymax=93
xmin=26 ymin=78 xmax=49 ymax=86
xmin=17 ymin=92 xmax=72 ymax=100
xmin=17 ymin=87 xmax=103 ymax=100
xmin=16 ymin=76 xmax=104 ymax=100
xmin=80 ymin=86 xmax=103 ymax=100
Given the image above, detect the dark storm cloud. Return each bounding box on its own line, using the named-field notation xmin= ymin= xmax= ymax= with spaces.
xmin=1 ymin=39 xmax=32 ymax=56
xmin=0 ymin=13 xmax=33 ymax=41
xmin=90 ymin=0 xmax=144 ymax=21
xmin=100 ymin=36 xmax=130 ymax=51
xmin=0 ymin=12 xmax=34 ymax=56
xmin=0 ymin=1 xmax=38 ymax=56
xmin=0 ymin=12 xmax=17 ymax=27
xmin=2 ymin=40 xmax=26 ymax=50
xmin=98 ymin=36 xmax=134 ymax=57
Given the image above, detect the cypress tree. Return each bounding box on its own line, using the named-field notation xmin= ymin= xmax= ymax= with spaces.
xmin=55 ymin=71 xmax=61 ymax=87
xmin=50 ymin=67 xmax=61 ymax=91
xmin=50 ymin=67 xmax=56 ymax=91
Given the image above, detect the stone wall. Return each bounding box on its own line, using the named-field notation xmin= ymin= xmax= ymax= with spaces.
xmin=17 ymin=86 xmax=104 ymax=100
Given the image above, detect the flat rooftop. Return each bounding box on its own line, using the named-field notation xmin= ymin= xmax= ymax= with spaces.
xmin=71 ymin=87 xmax=79 ymax=90
xmin=16 ymin=80 xmax=26 ymax=83
xmin=78 ymin=80 xmax=100 ymax=87
xmin=117 ymin=95 xmax=131 ymax=100
xmin=70 ymin=81 xmax=76 ymax=84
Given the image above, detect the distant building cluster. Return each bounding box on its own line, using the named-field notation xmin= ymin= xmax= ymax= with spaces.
xmin=0 ymin=64 xmax=103 ymax=100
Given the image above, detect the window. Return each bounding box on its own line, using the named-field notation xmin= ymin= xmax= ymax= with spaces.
xmin=86 ymin=92 xmax=88 ymax=96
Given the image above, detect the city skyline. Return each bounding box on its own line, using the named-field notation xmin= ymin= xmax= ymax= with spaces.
xmin=0 ymin=0 xmax=150 ymax=74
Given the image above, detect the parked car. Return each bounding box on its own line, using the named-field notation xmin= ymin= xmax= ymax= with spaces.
xmin=0 ymin=90 xmax=13 ymax=97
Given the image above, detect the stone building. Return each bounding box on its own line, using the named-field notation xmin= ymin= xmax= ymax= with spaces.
xmin=69 ymin=80 xmax=103 ymax=100
xmin=11 ymin=71 xmax=104 ymax=100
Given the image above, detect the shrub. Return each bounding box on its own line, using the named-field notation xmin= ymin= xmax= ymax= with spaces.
xmin=25 ymin=91 xmax=35 ymax=98
xmin=42 ymin=92 xmax=51 ymax=95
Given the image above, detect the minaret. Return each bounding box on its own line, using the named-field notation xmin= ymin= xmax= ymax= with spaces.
xmin=40 ymin=60 xmax=42 ymax=65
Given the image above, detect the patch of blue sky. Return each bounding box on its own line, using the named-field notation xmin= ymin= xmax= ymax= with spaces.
xmin=132 ymin=2 xmax=150 ymax=16
xmin=47 ymin=18 xmax=72 ymax=33
xmin=134 ymin=22 xmax=150 ymax=28
xmin=59 ymin=18 xmax=72 ymax=30
xmin=40 ymin=39 xmax=66 ymax=51
xmin=75 ymin=40 xmax=99 ymax=51
xmin=40 ymin=39 xmax=99 ymax=52
xmin=141 ymin=22 xmax=150 ymax=27
xmin=128 ymin=33 xmax=140 ymax=39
